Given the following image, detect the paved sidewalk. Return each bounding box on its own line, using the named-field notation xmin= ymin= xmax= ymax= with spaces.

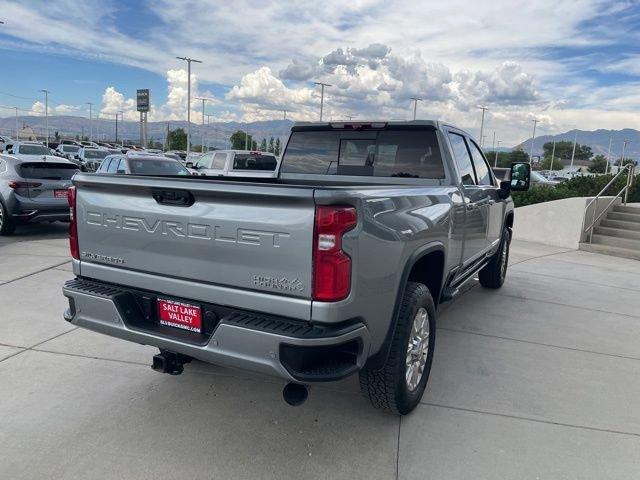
xmin=1 ymin=225 xmax=639 ymax=479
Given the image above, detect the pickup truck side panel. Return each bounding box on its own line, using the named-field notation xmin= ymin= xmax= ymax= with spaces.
xmin=311 ymin=186 xmax=465 ymax=355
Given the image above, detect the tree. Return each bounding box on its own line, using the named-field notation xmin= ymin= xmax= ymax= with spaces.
xmin=167 ymin=128 xmax=187 ymax=150
xmin=260 ymin=138 xmax=267 ymax=152
xmin=588 ymin=154 xmax=608 ymax=173
xmin=615 ymin=157 xmax=636 ymax=166
xmin=268 ymin=137 xmax=275 ymax=153
xmin=147 ymin=137 xmax=155 ymax=149
xmin=539 ymin=156 xmax=564 ymax=171
xmin=542 ymin=141 xmax=592 ymax=161
xmin=54 ymin=131 xmax=60 ymax=141
xmin=275 ymin=138 xmax=281 ymax=156
xmin=482 ymin=149 xmax=530 ymax=168
xmin=230 ymin=130 xmax=257 ymax=150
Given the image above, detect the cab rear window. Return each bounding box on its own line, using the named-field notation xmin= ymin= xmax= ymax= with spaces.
xmin=281 ymin=129 xmax=444 ymax=178
xmin=18 ymin=163 xmax=78 ymax=179
xmin=232 ymin=154 xmax=277 ymax=171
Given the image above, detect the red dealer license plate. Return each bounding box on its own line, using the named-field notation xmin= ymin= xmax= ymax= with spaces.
xmin=157 ymin=298 xmax=202 ymax=333
xmin=54 ymin=189 xmax=68 ymax=198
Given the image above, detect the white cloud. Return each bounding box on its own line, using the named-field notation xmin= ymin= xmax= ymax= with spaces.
xmin=3 ymin=0 xmax=639 ymax=144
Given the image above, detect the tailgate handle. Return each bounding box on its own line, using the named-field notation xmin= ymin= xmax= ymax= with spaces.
xmin=151 ymin=189 xmax=195 ymax=207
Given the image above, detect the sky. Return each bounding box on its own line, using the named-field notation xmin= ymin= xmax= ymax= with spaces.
xmin=0 ymin=0 xmax=639 ymax=145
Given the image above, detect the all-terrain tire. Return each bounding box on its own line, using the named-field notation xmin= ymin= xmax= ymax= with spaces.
xmin=478 ymin=227 xmax=511 ymax=289
xmin=359 ymin=282 xmax=436 ymax=415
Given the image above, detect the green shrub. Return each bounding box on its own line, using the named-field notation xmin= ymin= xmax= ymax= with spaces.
xmin=512 ymin=174 xmax=639 ymax=207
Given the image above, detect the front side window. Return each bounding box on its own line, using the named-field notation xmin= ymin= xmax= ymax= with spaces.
xmin=107 ymin=158 xmax=119 ymax=173
xmin=195 ymin=153 xmax=213 ymax=169
xmin=467 ymin=140 xmax=493 ymax=186
xmin=448 ymin=132 xmax=476 ymax=186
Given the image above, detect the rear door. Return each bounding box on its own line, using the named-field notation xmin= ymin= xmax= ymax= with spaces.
xmin=17 ymin=162 xmax=77 ymax=201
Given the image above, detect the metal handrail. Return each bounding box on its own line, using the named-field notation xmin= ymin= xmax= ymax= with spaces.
xmin=583 ymin=164 xmax=636 ymax=243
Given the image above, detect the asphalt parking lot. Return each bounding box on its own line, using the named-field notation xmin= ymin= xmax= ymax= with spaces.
xmin=1 ymin=223 xmax=639 ymax=479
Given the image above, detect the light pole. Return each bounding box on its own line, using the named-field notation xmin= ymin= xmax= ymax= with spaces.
xmin=491 ymin=131 xmax=496 ymax=153
xmin=176 ymin=56 xmax=202 ymax=155
xmin=205 ymin=114 xmax=214 ymax=150
xmin=313 ymin=82 xmax=332 ymax=121
xmin=494 ymin=140 xmax=501 ymax=167
xmin=118 ymin=111 xmax=124 ymax=147
xmin=86 ymin=102 xmax=93 ymax=143
xmin=114 ymin=112 xmax=119 ymax=144
xmin=605 ymin=136 xmax=612 ymax=174
xmin=13 ymin=106 xmax=18 ymax=140
xmin=41 ymin=89 xmax=50 ymax=147
xmin=282 ymin=109 xmax=288 ymax=120
xmin=195 ymin=97 xmax=212 ymax=152
xmin=410 ymin=97 xmax=422 ymax=120
xmin=529 ymin=118 xmax=538 ymax=162
xmin=620 ymin=140 xmax=630 ymax=169
xmin=478 ymin=106 xmax=488 ymax=146
xmin=569 ymin=130 xmax=578 ymax=173
xmin=549 ymin=140 xmax=556 ymax=171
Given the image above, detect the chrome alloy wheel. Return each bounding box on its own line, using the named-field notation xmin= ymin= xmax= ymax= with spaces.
xmin=405 ymin=307 xmax=430 ymax=391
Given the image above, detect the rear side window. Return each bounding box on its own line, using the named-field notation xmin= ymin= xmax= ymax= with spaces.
xmin=232 ymin=154 xmax=277 ymax=171
xmin=281 ymin=129 xmax=444 ymax=178
xmin=448 ymin=133 xmax=475 ymax=185
xmin=17 ymin=163 xmax=78 ymax=180
xmin=212 ymin=153 xmax=227 ymax=169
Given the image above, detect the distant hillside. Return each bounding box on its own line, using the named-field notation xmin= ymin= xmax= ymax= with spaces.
xmin=516 ymin=128 xmax=639 ymax=160
xmin=0 ymin=115 xmax=294 ymax=146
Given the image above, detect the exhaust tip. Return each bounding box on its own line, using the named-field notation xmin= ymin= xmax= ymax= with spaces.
xmin=283 ymin=382 xmax=308 ymax=406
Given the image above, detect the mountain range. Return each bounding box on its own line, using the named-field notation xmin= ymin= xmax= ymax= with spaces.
xmin=0 ymin=115 xmax=637 ymax=160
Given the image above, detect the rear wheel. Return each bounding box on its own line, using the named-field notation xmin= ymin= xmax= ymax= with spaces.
xmin=479 ymin=227 xmax=511 ymax=289
xmin=0 ymin=201 xmax=16 ymax=236
xmin=359 ymin=282 xmax=436 ymax=415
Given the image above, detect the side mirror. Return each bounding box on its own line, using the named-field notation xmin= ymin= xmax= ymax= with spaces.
xmin=498 ymin=180 xmax=511 ymax=199
xmin=186 ymin=162 xmax=194 ymax=168
xmin=116 ymin=169 xmax=126 ymax=174
xmin=509 ymin=162 xmax=531 ymax=192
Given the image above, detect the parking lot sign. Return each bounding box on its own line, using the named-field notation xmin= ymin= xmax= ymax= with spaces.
xmin=137 ymin=89 xmax=150 ymax=112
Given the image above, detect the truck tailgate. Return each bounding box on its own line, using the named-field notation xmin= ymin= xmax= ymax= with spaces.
xmin=74 ymin=175 xmax=315 ymax=299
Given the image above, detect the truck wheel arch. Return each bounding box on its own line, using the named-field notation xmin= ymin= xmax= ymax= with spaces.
xmin=365 ymin=242 xmax=445 ymax=370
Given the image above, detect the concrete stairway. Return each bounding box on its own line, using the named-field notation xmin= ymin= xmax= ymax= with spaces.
xmin=580 ymin=205 xmax=640 ymax=260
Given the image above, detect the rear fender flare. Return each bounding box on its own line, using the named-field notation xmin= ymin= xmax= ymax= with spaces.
xmin=365 ymin=241 xmax=446 ymax=370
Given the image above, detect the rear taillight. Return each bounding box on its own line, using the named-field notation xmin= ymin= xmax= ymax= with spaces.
xmin=68 ymin=186 xmax=79 ymax=260
xmin=312 ymin=206 xmax=357 ymax=302
xmin=8 ymin=181 xmax=42 ymax=189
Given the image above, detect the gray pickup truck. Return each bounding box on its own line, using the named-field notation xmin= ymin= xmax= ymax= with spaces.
xmin=62 ymin=120 xmax=530 ymax=415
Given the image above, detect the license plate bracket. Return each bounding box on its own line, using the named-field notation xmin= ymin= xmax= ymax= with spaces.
xmin=157 ymin=298 xmax=202 ymax=333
